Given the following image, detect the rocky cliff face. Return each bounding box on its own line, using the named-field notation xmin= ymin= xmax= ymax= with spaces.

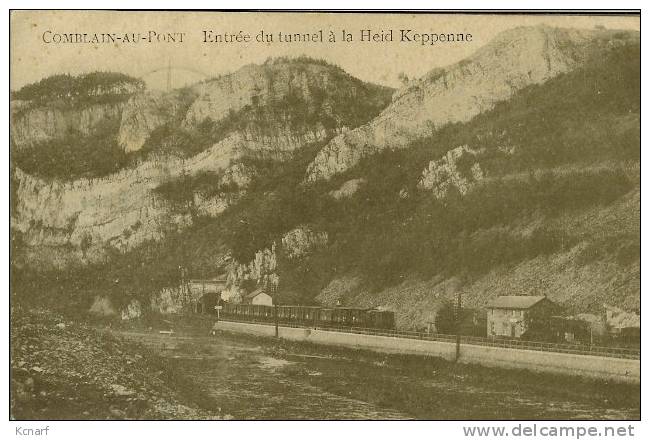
xmin=184 ymin=60 xmax=385 ymax=129
xmin=10 ymin=78 xmax=143 ymax=149
xmin=11 ymin=101 xmax=124 ymax=149
xmin=11 ymin=60 xmax=391 ymax=267
xmin=11 ymin=131 xmax=257 ymax=266
xmin=13 ymin=161 xmax=186 ymax=263
xmin=305 ymin=26 xmax=636 ymax=182
xmin=226 ymin=244 xmax=279 ymax=299
xmin=184 ymin=64 xmax=272 ymax=127
xmin=11 ymin=126 xmax=339 ymax=268
xmin=118 ymin=91 xmax=188 ymax=152
xmin=223 ymin=225 xmax=328 ymax=299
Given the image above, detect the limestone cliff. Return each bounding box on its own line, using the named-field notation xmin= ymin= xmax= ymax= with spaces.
xmin=11 ymin=60 xmax=392 ymax=268
xmin=184 ymin=59 xmax=390 ymax=133
xmin=223 ymin=225 xmax=328 ymax=298
xmin=12 ymin=133 xmax=258 ymax=267
xmin=118 ymin=91 xmax=190 ymax=153
xmin=227 ymin=244 xmax=280 ymax=295
xmin=11 ymin=101 xmax=125 ymax=150
xmin=305 ymin=26 xmax=638 ymax=182
xmin=11 ymin=76 xmax=143 ymax=149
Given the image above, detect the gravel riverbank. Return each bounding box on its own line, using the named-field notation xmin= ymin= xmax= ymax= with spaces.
xmin=11 ymin=309 xmax=640 ymax=420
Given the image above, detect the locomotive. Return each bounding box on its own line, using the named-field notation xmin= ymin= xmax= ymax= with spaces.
xmin=221 ymin=303 xmax=395 ymax=330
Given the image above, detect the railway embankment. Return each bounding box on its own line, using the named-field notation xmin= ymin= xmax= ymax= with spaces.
xmin=213 ymin=320 xmax=640 ymax=384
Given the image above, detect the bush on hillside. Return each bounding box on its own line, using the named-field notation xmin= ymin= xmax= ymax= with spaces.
xmin=12 ymin=72 xmax=144 ymax=108
xmin=12 ymin=118 xmax=128 ymax=180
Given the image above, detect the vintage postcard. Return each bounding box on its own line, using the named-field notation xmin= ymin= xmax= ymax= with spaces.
xmin=9 ymin=9 xmax=640 ymax=425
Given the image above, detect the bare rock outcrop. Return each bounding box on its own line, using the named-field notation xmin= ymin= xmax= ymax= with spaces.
xmin=281 ymin=226 xmax=328 ymax=259
xmin=118 ymin=91 xmax=186 ymax=152
xmin=11 ymin=78 xmax=143 ymax=149
xmin=418 ymin=145 xmax=484 ymax=198
xmin=329 ymin=178 xmax=366 ymax=199
xmin=228 ymin=244 xmax=280 ymax=293
xmin=10 ymin=102 xmax=124 ymax=149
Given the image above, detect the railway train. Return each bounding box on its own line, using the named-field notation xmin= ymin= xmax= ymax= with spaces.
xmin=221 ymin=303 xmax=395 ymax=330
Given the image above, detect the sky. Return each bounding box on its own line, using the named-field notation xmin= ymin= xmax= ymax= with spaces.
xmin=10 ymin=11 xmax=640 ymax=91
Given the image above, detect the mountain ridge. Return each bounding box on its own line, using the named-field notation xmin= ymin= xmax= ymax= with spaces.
xmin=305 ymin=25 xmax=639 ymax=182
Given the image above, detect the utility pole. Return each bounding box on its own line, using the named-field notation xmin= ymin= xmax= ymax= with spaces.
xmin=179 ymin=265 xmax=189 ymax=311
xmin=455 ymin=291 xmax=462 ymax=362
xmin=272 ymin=281 xmax=280 ymax=337
xmin=274 ymin=302 xmax=279 ymax=338
xmin=201 ymin=282 xmax=206 ymax=314
xmin=179 ymin=265 xmax=185 ymax=302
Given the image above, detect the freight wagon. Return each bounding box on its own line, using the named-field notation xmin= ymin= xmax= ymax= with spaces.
xmin=221 ymin=304 xmax=395 ymax=330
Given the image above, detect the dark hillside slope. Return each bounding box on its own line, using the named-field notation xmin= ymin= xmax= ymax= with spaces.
xmin=231 ymin=40 xmax=639 ymax=315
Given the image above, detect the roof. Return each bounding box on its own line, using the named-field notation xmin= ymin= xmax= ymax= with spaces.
xmin=189 ymin=277 xmax=227 ymax=284
xmin=244 ymin=288 xmax=272 ymax=300
xmin=319 ymin=307 xmax=372 ymax=311
xmin=574 ymin=313 xmax=602 ymax=323
xmin=486 ymin=296 xmax=547 ymax=310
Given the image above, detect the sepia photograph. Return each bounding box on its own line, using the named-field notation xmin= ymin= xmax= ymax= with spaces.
xmin=8 ymin=8 xmax=641 ymax=424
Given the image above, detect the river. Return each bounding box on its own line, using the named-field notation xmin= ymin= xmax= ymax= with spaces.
xmin=114 ymin=327 xmax=640 ymax=420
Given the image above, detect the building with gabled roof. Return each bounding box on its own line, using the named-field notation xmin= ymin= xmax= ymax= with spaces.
xmin=243 ymin=288 xmax=274 ymax=306
xmin=486 ymin=295 xmax=559 ymax=339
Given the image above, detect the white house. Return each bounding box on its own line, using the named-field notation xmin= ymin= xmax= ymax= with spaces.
xmin=243 ymin=288 xmax=274 ymax=306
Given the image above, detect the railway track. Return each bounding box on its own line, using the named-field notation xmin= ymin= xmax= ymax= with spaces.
xmin=217 ymin=316 xmax=640 ymax=360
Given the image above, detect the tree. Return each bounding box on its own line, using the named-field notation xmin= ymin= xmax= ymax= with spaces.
xmin=80 ymin=233 xmax=92 ymax=260
xmin=434 ymin=300 xmax=456 ymax=334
